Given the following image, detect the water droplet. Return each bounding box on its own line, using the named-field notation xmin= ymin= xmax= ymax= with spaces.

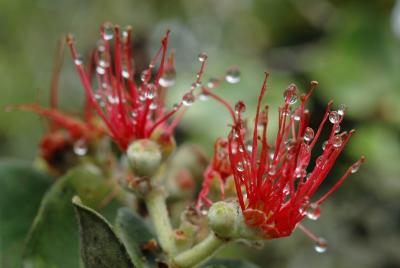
xmin=98 ymin=59 xmax=109 ymax=68
xmin=141 ymin=69 xmax=151 ymax=82
xmin=130 ymin=111 xmax=137 ymax=118
xmin=103 ymin=23 xmax=114 ymax=40
xmin=306 ymin=203 xmax=321 ymax=220
xmin=149 ymin=102 xmax=157 ymax=110
xmin=338 ymin=104 xmax=347 ymax=116
xmin=246 ymin=144 xmax=253 ymax=153
xmin=96 ymin=66 xmax=105 ymax=75
xmin=73 ymin=139 xmax=88 ymax=156
xmin=293 ymin=114 xmax=301 ymax=121
xmin=351 ymin=162 xmax=361 ymax=174
xmin=191 ymin=82 xmax=201 ymax=90
xmin=198 ymin=52 xmax=208 ymax=62
xmin=225 ymin=67 xmax=240 ymax=84
xmin=236 ymin=162 xmax=245 ymax=172
xmin=182 ymin=92 xmax=195 ymax=106
xmin=329 ymin=111 xmax=340 ymax=124
xmin=199 ymin=92 xmax=209 ymax=101
xmin=74 ymin=55 xmax=84 ymax=66
xmin=159 ymin=68 xmax=176 ymax=87
xmin=304 ymin=127 xmax=314 ymax=142
xmin=322 ymin=141 xmax=328 ymax=150
xmin=235 ymin=101 xmax=246 ymax=115
xmin=331 ymin=135 xmax=342 ymax=148
xmin=334 ymin=125 xmax=341 ymax=134
xmin=314 ymin=238 xmax=328 ymax=253
xmin=97 ymin=40 xmax=106 ymax=52
xmin=283 ymin=84 xmax=298 ymax=105
xmin=207 ymin=78 xmax=219 ymax=88
xmin=107 ymin=95 xmax=119 ymax=104
xmin=121 ymin=68 xmax=130 ymax=78
xmin=200 ymin=208 xmax=208 ymax=216
xmin=146 ymin=85 xmax=156 ymax=100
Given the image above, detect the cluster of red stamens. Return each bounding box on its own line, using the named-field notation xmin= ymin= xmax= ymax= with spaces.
xmin=197 ymin=138 xmax=232 ymax=208
xmin=67 ymin=23 xmax=196 ymax=150
xmin=202 ymin=73 xmax=364 ymax=241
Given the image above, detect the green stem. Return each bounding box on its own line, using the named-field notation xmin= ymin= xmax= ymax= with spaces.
xmin=172 ymin=232 xmax=228 ymax=268
xmin=144 ymin=188 xmax=176 ymax=255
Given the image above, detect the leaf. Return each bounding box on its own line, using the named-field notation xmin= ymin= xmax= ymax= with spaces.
xmin=202 ymin=258 xmax=260 ymax=268
xmin=115 ymin=207 xmax=159 ymax=268
xmin=0 ymin=160 xmax=53 ymax=268
xmin=72 ymin=197 xmax=134 ymax=268
xmin=23 ymin=164 xmax=116 ymax=268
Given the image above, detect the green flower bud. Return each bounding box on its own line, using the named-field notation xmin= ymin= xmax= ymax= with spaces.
xmin=208 ymin=201 xmax=238 ymax=239
xmin=126 ymin=139 xmax=162 ymax=177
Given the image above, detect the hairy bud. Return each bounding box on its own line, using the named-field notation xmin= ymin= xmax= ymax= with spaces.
xmin=127 ymin=139 xmax=162 ymax=177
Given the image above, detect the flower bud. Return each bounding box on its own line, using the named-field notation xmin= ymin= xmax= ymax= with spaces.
xmin=208 ymin=201 xmax=237 ymax=239
xmin=126 ymin=139 xmax=162 ymax=177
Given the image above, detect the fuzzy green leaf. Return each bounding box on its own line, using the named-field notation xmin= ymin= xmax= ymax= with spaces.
xmin=73 ymin=197 xmax=134 ymax=268
xmin=115 ymin=207 xmax=159 ymax=268
xmin=23 ymin=164 xmax=116 ymax=268
xmin=202 ymin=258 xmax=260 ymax=268
xmin=0 ymin=160 xmax=53 ymax=268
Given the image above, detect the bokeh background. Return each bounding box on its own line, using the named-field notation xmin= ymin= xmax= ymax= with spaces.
xmin=1 ymin=0 xmax=400 ymax=267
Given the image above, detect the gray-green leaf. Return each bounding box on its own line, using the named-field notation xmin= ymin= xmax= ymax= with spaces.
xmin=73 ymin=197 xmax=134 ymax=268
xmin=115 ymin=207 xmax=159 ymax=268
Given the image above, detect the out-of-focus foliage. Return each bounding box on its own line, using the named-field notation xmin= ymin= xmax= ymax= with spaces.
xmin=1 ymin=0 xmax=399 ymax=267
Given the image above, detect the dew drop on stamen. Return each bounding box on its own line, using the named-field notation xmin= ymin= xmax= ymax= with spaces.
xmin=334 ymin=125 xmax=341 ymax=134
xmin=182 ymin=92 xmax=195 ymax=107
xmin=329 ymin=111 xmax=340 ymax=124
xmin=121 ymin=68 xmax=130 ymax=79
xmin=207 ymin=78 xmax=219 ymax=88
xmin=97 ymin=40 xmax=106 ymax=52
xmin=306 ymin=203 xmax=321 ymax=220
xmin=351 ymin=162 xmax=361 ymax=174
xmin=74 ymin=55 xmax=84 ymax=66
xmin=149 ymin=102 xmax=157 ymax=110
xmin=283 ymin=85 xmax=298 ymax=105
xmin=96 ymin=66 xmax=105 ymax=75
xmin=338 ymin=104 xmax=347 ymax=116
xmin=331 ymin=135 xmax=343 ymax=148
xmin=304 ymin=127 xmax=314 ymax=142
xmin=141 ymin=69 xmax=151 ymax=82
xmin=73 ymin=139 xmax=88 ymax=156
xmin=236 ymin=162 xmax=245 ymax=172
xmin=198 ymin=52 xmax=208 ymax=62
xmin=199 ymin=92 xmax=209 ymax=101
xmin=322 ymin=141 xmax=328 ymax=150
xmin=314 ymin=238 xmax=328 ymax=253
xmin=103 ymin=23 xmax=114 ymax=40
xmin=225 ymin=67 xmax=241 ymax=84
xmin=159 ymin=68 xmax=176 ymax=87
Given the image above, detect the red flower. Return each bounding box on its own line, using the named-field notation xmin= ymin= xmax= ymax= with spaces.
xmin=212 ymin=73 xmax=364 ymax=239
xmin=197 ymin=138 xmax=232 ymax=208
xmin=10 ymin=41 xmax=104 ymax=171
xmin=67 ymin=23 xmax=199 ymax=151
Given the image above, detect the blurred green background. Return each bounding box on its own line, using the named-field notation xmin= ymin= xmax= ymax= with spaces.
xmin=1 ymin=0 xmax=400 ymax=267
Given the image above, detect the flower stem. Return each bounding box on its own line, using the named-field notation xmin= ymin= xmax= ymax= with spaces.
xmin=144 ymin=187 xmax=176 ymax=255
xmin=172 ymin=232 xmax=228 ymax=268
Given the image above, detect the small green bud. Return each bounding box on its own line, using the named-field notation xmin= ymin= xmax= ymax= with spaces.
xmin=126 ymin=139 xmax=162 ymax=177
xmin=208 ymin=201 xmax=237 ymax=239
